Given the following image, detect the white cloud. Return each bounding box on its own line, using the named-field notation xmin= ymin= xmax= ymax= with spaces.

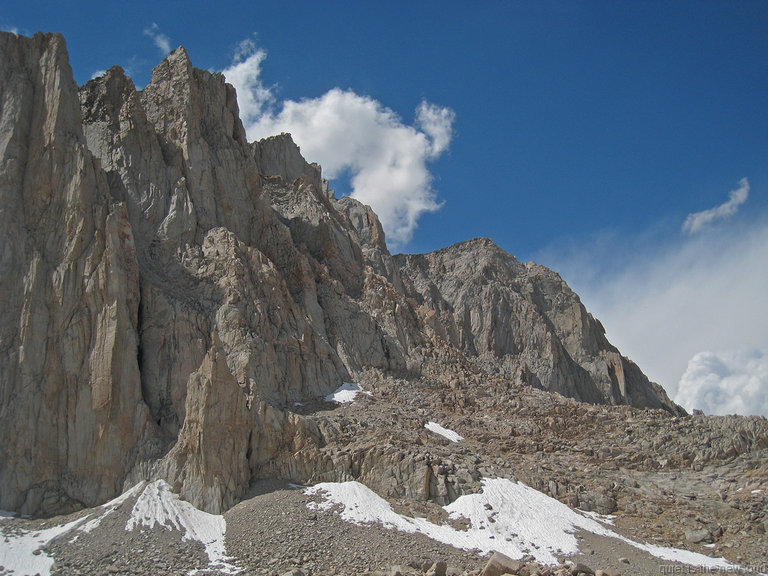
xmin=676 ymin=350 xmax=768 ymax=416
xmin=416 ymin=101 xmax=456 ymax=158
xmin=90 ymin=69 xmax=107 ymax=80
xmin=221 ymin=38 xmax=274 ymax=124
xmin=540 ymin=209 xmax=768 ymax=415
xmin=1 ymin=25 xmax=19 ymax=35
xmin=221 ymin=39 xmax=454 ymax=248
xmin=143 ymin=23 xmax=171 ymax=56
xmin=682 ymin=178 xmax=750 ymax=234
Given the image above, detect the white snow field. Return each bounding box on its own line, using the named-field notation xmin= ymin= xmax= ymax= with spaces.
xmin=424 ymin=421 xmax=464 ymax=442
xmin=0 ymin=484 xmax=146 ymax=576
xmin=0 ymin=515 xmax=86 ymax=576
xmin=324 ymin=381 xmax=371 ymax=403
xmin=306 ymin=477 xmax=736 ymax=570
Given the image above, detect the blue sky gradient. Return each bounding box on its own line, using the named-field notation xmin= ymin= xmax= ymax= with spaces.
xmin=3 ymin=1 xmax=767 ymax=413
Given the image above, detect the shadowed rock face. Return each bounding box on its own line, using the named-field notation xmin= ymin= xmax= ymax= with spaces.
xmin=0 ymin=31 xmax=680 ymax=517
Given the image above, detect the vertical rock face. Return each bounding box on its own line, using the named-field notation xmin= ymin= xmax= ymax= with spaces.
xmin=0 ymin=32 xmax=680 ymax=517
xmin=76 ymin=48 xmax=370 ymax=513
xmin=0 ymin=33 xmax=154 ymax=514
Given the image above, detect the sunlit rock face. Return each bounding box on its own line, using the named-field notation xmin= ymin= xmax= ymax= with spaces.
xmin=0 ymin=31 xmax=680 ymax=517
xmin=395 ymin=238 xmax=680 ymax=412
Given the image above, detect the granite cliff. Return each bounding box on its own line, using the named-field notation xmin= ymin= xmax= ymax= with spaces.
xmin=0 ymin=32 xmax=681 ymax=518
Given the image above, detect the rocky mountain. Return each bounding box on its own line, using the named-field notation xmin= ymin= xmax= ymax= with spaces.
xmin=0 ymin=30 xmax=679 ymax=518
xmin=2 ymin=31 xmax=767 ymax=575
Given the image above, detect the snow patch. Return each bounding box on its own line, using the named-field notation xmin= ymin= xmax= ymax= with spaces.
xmin=578 ymin=509 xmax=616 ymax=525
xmin=425 ymin=421 xmax=464 ymax=442
xmin=77 ymin=481 xmax=145 ymax=535
xmin=0 ymin=484 xmax=148 ymax=573
xmin=305 ymin=478 xmax=736 ymax=569
xmin=324 ymin=382 xmax=371 ymax=403
xmin=0 ymin=481 xmax=241 ymax=576
xmin=0 ymin=516 xmax=87 ymax=576
xmin=126 ymin=480 xmax=241 ymax=575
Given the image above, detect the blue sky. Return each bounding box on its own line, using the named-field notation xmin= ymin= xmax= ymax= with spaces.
xmin=3 ymin=1 xmax=767 ymax=414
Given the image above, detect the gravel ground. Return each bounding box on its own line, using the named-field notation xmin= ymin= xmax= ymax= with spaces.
xmin=46 ymin=498 xmax=209 ymax=576
xmin=0 ymin=478 xmax=756 ymax=576
xmin=225 ymin=480 xmax=485 ymax=576
xmin=2 ymin=369 xmax=765 ymax=576
xmin=226 ymin=481 xmax=741 ymax=576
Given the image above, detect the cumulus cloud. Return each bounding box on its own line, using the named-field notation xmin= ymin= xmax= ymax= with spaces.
xmin=143 ymin=23 xmax=171 ymax=56
xmin=416 ymin=101 xmax=456 ymax=158
xmin=540 ymin=205 xmax=768 ymax=415
xmin=1 ymin=25 xmax=19 ymax=35
xmin=221 ymin=39 xmax=454 ymax=248
xmin=221 ymin=38 xmax=274 ymax=123
xmin=676 ymin=350 xmax=768 ymax=416
xmin=682 ymin=178 xmax=750 ymax=234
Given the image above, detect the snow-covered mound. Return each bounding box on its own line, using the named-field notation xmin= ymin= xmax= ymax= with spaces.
xmin=0 ymin=480 xmax=241 ymax=576
xmin=306 ymin=478 xmax=736 ymax=569
xmin=127 ymin=480 xmax=240 ymax=575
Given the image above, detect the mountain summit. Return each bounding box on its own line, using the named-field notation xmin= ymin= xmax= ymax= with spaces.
xmin=0 ymin=31 xmax=681 ymax=517
xmin=2 ymin=30 xmax=768 ymax=576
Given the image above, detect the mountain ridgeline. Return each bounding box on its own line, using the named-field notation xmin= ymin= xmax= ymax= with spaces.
xmin=0 ymin=32 xmax=680 ymax=517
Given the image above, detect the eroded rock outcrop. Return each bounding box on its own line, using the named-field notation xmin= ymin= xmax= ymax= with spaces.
xmin=0 ymin=31 xmax=680 ymax=516
xmin=395 ymin=239 xmax=680 ymax=412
